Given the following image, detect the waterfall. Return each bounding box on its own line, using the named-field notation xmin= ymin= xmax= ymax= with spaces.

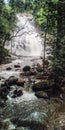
xmin=7 ymin=13 xmax=43 ymax=56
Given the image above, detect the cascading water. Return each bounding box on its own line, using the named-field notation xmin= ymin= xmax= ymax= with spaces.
xmin=6 ymin=13 xmax=43 ymax=56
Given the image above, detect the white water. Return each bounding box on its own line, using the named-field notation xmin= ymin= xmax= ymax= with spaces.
xmin=6 ymin=13 xmax=43 ymax=56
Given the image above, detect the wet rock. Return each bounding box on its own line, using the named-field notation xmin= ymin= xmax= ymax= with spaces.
xmin=36 ymin=63 xmax=43 ymax=72
xmin=32 ymin=80 xmax=49 ymax=92
xmin=44 ymin=60 xmax=49 ymax=66
xmin=36 ymin=74 xmax=48 ymax=80
xmin=17 ymin=90 xmax=23 ymax=97
xmin=0 ymin=86 xmax=8 ymax=100
xmin=5 ymin=76 xmax=18 ymax=86
xmin=15 ymin=127 xmax=30 ymax=130
xmin=23 ymin=66 xmax=31 ymax=72
xmin=47 ymin=55 xmax=53 ymax=61
xmin=6 ymin=67 xmax=12 ymax=71
xmin=13 ymin=89 xmax=18 ymax=95
xmin=12 ymin=94 xmax=17 ymax=98
xmin=29 ymin=69 xmax=37 ymax=76
xmin=11 ymin=112 xmax=47 ymax=129
xmin=14 ymin=64 xmax=21 ymax=68
xmin=16 ymin=79 xmax=25 ymax=86
xmin=35 ymin=91 xmax=49 ymax=99
xmin=0 ymin=99 xmax=6 ymax=107
xmin=0 ymin=80 xmax=5 ymax=87
xmin=12 ymin=89 xmax=23 ymax=98
xmin=0 ymin=119 xmax=15 ymax=130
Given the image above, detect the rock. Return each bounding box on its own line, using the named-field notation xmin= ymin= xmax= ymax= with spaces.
xmin=36 ymin=63 xmax=43 ymax=72
xmin=23 ymin=66 xmax=31 ymax=72
xmin=0 ymin=119 xmax=15 ymax=130
xmin=44 ymin=60 xmax=49 ymax=66
xmin=12 ymin=89 xmax=23 ymax=98
xmin=15 ymin=127 xmax=30 ymax=130
xmin=0 ymin=80 xmax=5 ymax=87
xmin=17 ymin=90 xmax=23 ymax=97
xmin=35 ymin=91 xmax=49 ymax=99
xmin=12 ymin=94 xmax=17 ymax=98
xmin=32 ymin=80 xmax=49 ymax=92
xmin=47 ymin=55 xmax=53 ymax=61
xmin=6 ymin=67 xmax=11 ymax=71
xmin=11 ymin=112 xmax=47 ymax=129
xmin=30 ymin=69 xmax=37 ymax=76
xmin=14 ymin=64 xmax=21 ymax=68
xmin=36 ymin=74 xmax=48 ymax=80
xmin=0 ymin=86 xmax=8 ymax=100
xmin=0 ymin=100 xmax=6 ymax=107
xmin=13 ymin=89 xmax=18 ymax=95
xmin=5 ymin=76 xmax=18 ymax=86
xmin=16 ymin=79 xmax=25 ymax=86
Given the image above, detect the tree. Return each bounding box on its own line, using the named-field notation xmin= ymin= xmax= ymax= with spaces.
xmin=0 ymin=1 xmax=16 ymax=63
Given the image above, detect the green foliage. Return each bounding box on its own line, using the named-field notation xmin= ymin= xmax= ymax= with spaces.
xmin=0 ymin=47 xmax=9 ymax=63
xmin=0 ymin=0 xmax=16 ymax=63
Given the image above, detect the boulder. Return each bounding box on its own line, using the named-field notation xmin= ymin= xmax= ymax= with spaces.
xmin=44 ymin=60 xmax=49 ymax=66
xmin=14 ymin=64 xmax=21 ymax=68
xmin=12 ymin=94 xmax=17 ymax=98
xmin=13 ymin=89 xmax=18 ymax=95
xmin=5 ymin=76 xmax=18 ymax=86
xmin=0 ymin=119 xmax=15 ymax=130
xmin=47 ymin=55 xmax=53 ymax=61
xmin=0 ymin=100 xmax=6 ymax=107
xmin=16 ymin=79 xmax=25 ymax=86
xmin=32 ymin=80 xmax=49 ymax=92
xmin=0 ymin=86 xmax=8 ymax=100
xmin=0 ymin=80 xmax=5 ymax=87
xmin=6 ymin=67 xmax=12 ymax=71
xmin=30 ymin=69 xmax=37 ymax=76
xmin=36 ymin=64 xmax=43 ymax=72
xmin=23 ymin=66 xmax=31 ymax=72
xmin=12 ymin=89 xmax=23 ymax=98
xmin=36 ymin=74 xmax=48 ymax=80
xmin=11 ymin=112 xmax=47 ymax=130
xmin=35 ymin=91 xmax=49 ymax=99
xmin=17 ymin=90 xmax=23 ymax=97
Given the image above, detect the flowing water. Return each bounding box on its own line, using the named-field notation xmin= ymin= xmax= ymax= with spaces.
xmin=6 ymin=13 xmax=43 ymax=56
